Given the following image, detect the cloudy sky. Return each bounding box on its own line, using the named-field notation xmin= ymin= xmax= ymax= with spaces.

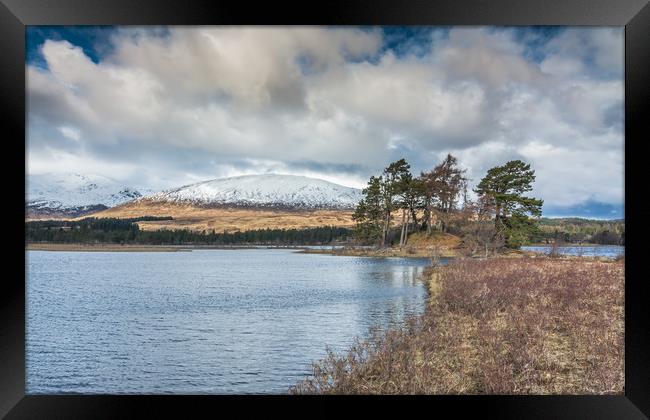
xmin=26 ymin=26 xmax=624 ymax=218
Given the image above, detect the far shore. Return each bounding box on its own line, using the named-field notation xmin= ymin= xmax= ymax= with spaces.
xmin=25 ymin=242 xmax=344 ymax=252
xmin=25 ymin=242 xmax=622 ymax=259
xmin=25 ymin=242 xmax=457 ymax=256
xmin=26 ymin=243 xmax=193 ymax=252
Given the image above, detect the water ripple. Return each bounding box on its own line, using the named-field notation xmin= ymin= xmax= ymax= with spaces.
xmin=27 ymin=249 xmax=431 ymax=394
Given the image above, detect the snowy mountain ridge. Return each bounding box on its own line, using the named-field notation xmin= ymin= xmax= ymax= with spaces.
xmin=27 ymin=173 xmax=146 ymax=218
xmin=141 ymin=174 xmax=363 ymax=210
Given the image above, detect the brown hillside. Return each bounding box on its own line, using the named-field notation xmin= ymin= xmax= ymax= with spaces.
xmin=88 ymin=201 xmax=356 ymax=233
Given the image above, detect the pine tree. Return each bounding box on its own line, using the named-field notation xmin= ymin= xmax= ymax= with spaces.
xmin=420 ymin=154 xmax=468 ymax=233
xmin=380 ymin=159 xmax=411 ymax=247
xmin=475 ymin=160 xmax=544 ymax=248
xmin=396 ymin=173 xmax=424 ymax=247
xmin=352 ymin=175 xmax=384 ymax=244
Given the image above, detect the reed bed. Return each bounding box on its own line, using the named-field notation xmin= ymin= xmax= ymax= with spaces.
xmin=291 ymin=257 xmax=624 ymax=394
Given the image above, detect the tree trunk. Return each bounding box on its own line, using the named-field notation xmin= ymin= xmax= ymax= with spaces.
xmin=381 ymin=212 xmax=387 ymax=247
xmin=441 ymin=211 xmax=447 ymax=233
xmin=495 ymin=204 xmax=501 ymax=230
xmin=410 ymin=207 xmax=418 ymax=230
xmin=382 ymin=211 xmax=391 ymax=248
xmin=399 ymin=209 xmax=406 ymax=247
xmin=423 ymin=199 xmax=431 ymax=234
xmin=404 ymin=211 xmax=410 ymax=246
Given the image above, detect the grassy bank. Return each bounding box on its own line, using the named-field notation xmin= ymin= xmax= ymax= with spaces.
xmin=299 ymin=232 xmax=462 ymax=258
xmin=298 ymin=246 xmax=457 ymax=258
xmin=291 ymin=256 xmax=624 ymax=394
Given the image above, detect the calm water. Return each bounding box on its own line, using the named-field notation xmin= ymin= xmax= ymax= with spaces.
xmin=26 ymin=249 xmax=435 ymax=394
xmin=521 ymin=245 xmax=624 ymax=258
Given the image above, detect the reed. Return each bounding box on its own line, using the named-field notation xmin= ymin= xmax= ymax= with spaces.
xmin=291 ymin=257 xmax=624 ymax=394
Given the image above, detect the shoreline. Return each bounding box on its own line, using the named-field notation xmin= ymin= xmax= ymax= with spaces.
xmin=25 ymin=243 xmax=346 ymax=252
xmin=25 ymin=242 xmax=623 ymax=260
xmin=525 ymin=243 xmax=622 ymax=247
xmin=292 ymin=256 xmax=624 ymax=394
xmin=26 ymin=243 xmax=193 ymax=252
xmin=297 ymin=247 xmax=458 ymax=258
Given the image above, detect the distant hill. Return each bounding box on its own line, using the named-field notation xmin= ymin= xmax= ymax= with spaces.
xmin=535 ymin=217 xmax=624 ymax=245
xmin=139 ymin=174 xmax=363 ymax=210
xmin=26 ymin=173 xmax=146 ymax=219
xmin=84 ymin=174 xmax=363 ymax=232
xmin=539 ymin=217 xmax=624 ymax=225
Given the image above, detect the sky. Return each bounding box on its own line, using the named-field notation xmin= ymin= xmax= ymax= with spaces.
xmin=26 ymin=26 xmax=624 ymax=219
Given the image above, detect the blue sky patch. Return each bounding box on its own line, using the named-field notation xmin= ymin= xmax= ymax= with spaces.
xmin=543 ymin=200 xmax=623 ymax=220
xmin=27 ymin=26 xmax=118 ymax=68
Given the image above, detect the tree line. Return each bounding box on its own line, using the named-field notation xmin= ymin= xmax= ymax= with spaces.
xmin=352 ymin=155 xmax=544 ymax=250
xmin=26 ymin=217 xmax=351 ymax=245
xmin=535 ymin=218 xmax=624 ymax=245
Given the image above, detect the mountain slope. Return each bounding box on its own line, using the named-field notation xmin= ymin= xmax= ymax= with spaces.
xmin=141 ymin=174 xmax=362 ymax=210
xmin=92 ymin=174 xmax=362 ymax=232
xmin=26 ymin=173 xmax=145 ymax=219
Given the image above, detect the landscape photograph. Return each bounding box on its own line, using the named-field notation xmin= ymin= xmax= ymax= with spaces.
xmin=25 ymin=25 xmax=624 ymax=395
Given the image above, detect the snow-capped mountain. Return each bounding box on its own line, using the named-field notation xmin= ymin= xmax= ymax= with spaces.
xmin=26 ymin=173 xmax=146 ymax=218
xmin=141 ymin=174 xmax=363 ymax=210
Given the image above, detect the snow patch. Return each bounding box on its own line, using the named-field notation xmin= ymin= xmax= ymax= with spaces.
xmin=26 ymin=173 xmax=147 ymax=210
xmin=142 ymin=174 xmax=363 ymax=209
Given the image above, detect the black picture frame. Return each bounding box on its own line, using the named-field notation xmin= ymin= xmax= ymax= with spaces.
xmin=2 ymin=0 xmax=648 ymax=417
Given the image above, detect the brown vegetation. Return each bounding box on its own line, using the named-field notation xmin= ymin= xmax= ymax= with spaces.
xmin=86 ymin=201 xmax=356 ymax=232
xmin=291 ymin=257 xmax=624 ymax=394
xmin=300 ymin=232 xmax=462 ymax=258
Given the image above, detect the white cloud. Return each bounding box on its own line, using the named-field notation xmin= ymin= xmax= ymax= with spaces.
xmin=58 ymin=126 xmax=81 ymax=142
xmin=518 ymin=141 xmax=623 ymax=206
xmin=27 ymin=26 xmax=624 ymax=211
xmin=541 ymin=27 xmax=623 ymax=78
xmin=27 ymin=148 xmax=139 ymax=183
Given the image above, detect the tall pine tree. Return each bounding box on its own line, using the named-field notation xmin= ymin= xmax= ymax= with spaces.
xmin=380 ymin=159 xmax=411 ymax=247
xmin=352 ymin=175 xmax=384 ymax=244
xmin=475 ymin=160 xmax=543 ymax=248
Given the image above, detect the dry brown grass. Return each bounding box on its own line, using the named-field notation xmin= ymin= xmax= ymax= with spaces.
xmin=299 ymin=232 xmax=463 ymax=258
xmin=406 ymin=231 xmax=461 ymax=249
xmin=85 ymin=201 xmax=356 ymax=233
xmin=300 ymin=245 xmax=458 ymax=258
xmin=291 ymin=257 xmax=624 ymax=395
